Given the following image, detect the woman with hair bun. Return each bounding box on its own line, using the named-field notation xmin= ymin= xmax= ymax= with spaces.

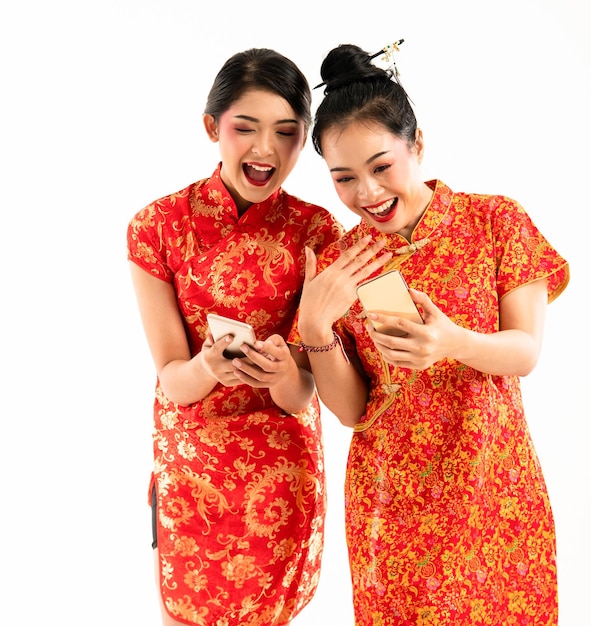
xmin=128 ymin=48 xmax=344 ymax=626
xmin=293 ymin=42 xmax=568 ymax=625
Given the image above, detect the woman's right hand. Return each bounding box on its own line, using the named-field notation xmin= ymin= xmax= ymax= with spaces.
xmin=298 ymin=235 xmax=393 ymax=344
xmin=199 ymin=332 xmax=255 ymax=387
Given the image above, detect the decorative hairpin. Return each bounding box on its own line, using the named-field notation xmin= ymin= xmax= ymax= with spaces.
xmin=313 ymin=39 xmax=405 ymax=91
xmin=370 ymin=39 xmax=404 ymax=77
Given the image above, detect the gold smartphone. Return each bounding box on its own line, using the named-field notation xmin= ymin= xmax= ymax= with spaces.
xmin=356 ymin=270 xmax=424 ymax=336
xmin=207 ymin=313 xmax=257 ymax=358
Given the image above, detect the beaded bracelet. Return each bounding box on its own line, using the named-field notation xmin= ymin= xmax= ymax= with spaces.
xmin=297 ymin=331 xmax=350 ymax=364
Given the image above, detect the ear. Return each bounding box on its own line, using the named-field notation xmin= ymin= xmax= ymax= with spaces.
xmin=414 ymin=128 xmax=425 ymax=163
xmin=203 ymin=114 xmax=219 ymax=143
xmin=300 ymin=128 xmax=308 ymax=150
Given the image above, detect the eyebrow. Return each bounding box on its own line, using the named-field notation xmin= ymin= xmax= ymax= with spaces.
xmin=233 ymin=114 xmax=299 ymax=125
xmin=329 ymin=150 xmax=390 ymax=172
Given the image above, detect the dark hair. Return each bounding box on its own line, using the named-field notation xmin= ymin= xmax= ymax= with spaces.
xmin=312 ymin=44 xmax=417 ymax=156
xmin=204 ymin=48 xmax=312 ymax=128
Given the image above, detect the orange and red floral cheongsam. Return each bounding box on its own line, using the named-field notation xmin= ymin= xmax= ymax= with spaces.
xmin=292 ymin=180 xmax=569 ymax=625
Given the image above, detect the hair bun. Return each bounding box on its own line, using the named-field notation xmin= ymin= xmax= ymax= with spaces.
xmin=318 ymin=44 xmax=383 ymax=93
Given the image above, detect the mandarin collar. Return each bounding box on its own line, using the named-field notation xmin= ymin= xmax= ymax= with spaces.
xmin=208 ymin=163 xmax=282 ymax=221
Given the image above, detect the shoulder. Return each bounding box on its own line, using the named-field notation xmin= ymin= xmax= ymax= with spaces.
xmin=313 ymin=225 xmax=362 ymax=270
xmin=441 ymin=187 xmax=530 ymax=233
xmin=281 ymin=190 xmax=337 ymax=219
xmin=279 ymin=189 xmax=346 ymax=236
xmin=129 ymin=180 xmax=202 ymax=230
xmin=451 ymin=188 xmax=524 ymax=216
xmin=126 ymin=179 xmax=205 ymax=279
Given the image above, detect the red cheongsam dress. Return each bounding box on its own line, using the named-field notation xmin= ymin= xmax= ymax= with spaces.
xmin=127 ymin=165 xmax=344 ymax=625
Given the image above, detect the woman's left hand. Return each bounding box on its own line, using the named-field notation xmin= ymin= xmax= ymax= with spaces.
xmin=231 ymin=334 xmax=295 ymax=388
xmin=366 ymin=289 xmax=460 ymax=369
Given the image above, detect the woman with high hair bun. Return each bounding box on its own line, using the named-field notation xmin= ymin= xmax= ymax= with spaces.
xmin=128 ymin=48 xmax=344 ymax=626
xmin=292 ymin=42 xmax=568 ymax=624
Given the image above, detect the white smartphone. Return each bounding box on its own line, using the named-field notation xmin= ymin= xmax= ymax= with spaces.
xmin=356 ymin=269 xmax=424 ymax=336
xmin=207 ymin=313 xmax=257 ymax=358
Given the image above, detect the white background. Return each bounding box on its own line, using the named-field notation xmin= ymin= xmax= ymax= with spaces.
xmin=1 ymin=1 xmax=589 ymax=624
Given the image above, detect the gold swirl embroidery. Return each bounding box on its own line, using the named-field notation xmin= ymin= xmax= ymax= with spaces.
xmin=195 ymin=387 xmax=251 ymax=419
xmin=188 ymin=184 xmax=227 ymax=219
xmin=164 ymin=594 xmax=209 ymax=624
xmin=209 ymin=237 xmax=259 ymax=307
xmin=243 ymin=457 xmax=317 ymax=537
xmin=206 ymin=230 xmax=294 ymax=305
xmin=165 ymin=465 xmax=236 ymax=534
xmin=252 ymin=228 xmax=293 ymax=298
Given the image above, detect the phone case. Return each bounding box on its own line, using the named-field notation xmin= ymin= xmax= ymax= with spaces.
xmin=207 ymin=313 xmax=257 ymax=358
xmin=356 ymin=270 xmax=423 ymax=336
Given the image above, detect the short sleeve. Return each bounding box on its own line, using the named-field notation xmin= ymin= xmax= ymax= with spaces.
xmin=492 ymin=196 xmax=569 ymax=303
xmin=302 ymin=209 xmax=345 ymax=255
xmin=127 ymin=201 xmax=174 ymax=283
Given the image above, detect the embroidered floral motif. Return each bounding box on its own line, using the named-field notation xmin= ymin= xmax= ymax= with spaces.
xmin=128 ymin=166 xmax=345 ymax=625
xmin=291 ymin=179 xmax=568 ymax=625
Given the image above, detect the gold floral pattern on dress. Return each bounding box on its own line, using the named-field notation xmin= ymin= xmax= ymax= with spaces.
xmin=128 ymin=165 xmax=345 ymax=625
xmin=291 ymin=179 xmax=568 ymax=625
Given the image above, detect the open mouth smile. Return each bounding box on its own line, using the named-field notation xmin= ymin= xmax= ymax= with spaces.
xmin=243 ymin=162 xmax=275 ymax=186
xmin=363 ymin=198 xmax=398 ymax=222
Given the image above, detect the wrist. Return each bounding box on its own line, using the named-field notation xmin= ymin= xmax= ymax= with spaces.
xmin=297 ymin=322 xmax=335 ymax=347
xmin=297 ymin=330 xmax=350 ymax=365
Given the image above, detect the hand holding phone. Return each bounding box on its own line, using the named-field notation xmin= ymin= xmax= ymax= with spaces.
xmin=207 ymin=313 xmax=257 ymax=358
xmin=356 ymin=270 xmax=424 ymax=337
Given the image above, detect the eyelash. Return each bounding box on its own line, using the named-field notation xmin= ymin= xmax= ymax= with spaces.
xmin=235 ymin=128 xmax=296 ymax=137
xmin=335 ymin=164 xmax=391 ymax=184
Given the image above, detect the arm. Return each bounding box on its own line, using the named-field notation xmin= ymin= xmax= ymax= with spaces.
xmin=129 ymin=262 xmax=243 ymax=405
xmin=297 ymin=237 xmax=394 ymax=427
xmin=447 ymin=279 xmax=547 ymax=375
xmin=271 ymin=346 xmax=317 ymax=414
xmin=297 ymin=333 xmax=369 ymax=428
xmin=367 ymin=278 xmax=548 ymax=377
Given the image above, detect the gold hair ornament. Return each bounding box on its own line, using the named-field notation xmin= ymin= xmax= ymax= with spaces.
xmin=313 ymin=39 xmax=405 ymax=91
xmin=370 ymin=39 xmax=404 ymax=78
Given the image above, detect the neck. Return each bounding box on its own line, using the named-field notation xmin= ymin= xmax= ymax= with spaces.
xmin=398 ymin=182 xmax=433 ymax=240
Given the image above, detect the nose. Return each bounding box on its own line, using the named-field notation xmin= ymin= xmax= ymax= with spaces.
xmin=252 ymin=130 xmax=274 ymax=157
xmin=358 ymin=176 xmax=382 ymax=203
